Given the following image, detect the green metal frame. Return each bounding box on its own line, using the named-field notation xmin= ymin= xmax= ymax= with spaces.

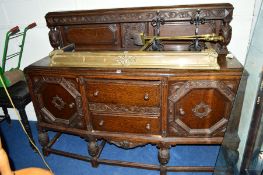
xmin=1 ymin=26 xmax=20 ymax=72
xmin=0 ymin=23 xmax=36 ymax=87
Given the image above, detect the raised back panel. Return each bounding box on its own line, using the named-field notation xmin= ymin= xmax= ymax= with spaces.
xmin=45 ymin=3 xmax=233 ymax=53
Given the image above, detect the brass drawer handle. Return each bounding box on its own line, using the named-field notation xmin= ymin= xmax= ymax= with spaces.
xmin=144 ymin=93 xmax=149 ymax=101
xmin=146 ymin=123 xmax=151 ymax=130
xmin=93 ymin=90 xmax=99 ymax=97
xmin=99 ymin=120 xmax=104 ymax=126
xmin=179 ymin=108 xmax=185 ymax=115
xmin=69 ymin=102 xmax=75 ymax=108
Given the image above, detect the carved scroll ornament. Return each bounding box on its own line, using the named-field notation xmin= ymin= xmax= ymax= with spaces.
xmin=110 ymin=140 xmax=145 ymax=149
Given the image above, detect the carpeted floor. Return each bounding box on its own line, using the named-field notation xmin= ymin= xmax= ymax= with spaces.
xmin=0 ymin=120 xmax=220 ymax=175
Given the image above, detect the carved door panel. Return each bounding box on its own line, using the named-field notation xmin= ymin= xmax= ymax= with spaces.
xmin=168 ymin=80 xmax=238 ymax=137
xmin=31 ymin=76 xmax=84 ymax=129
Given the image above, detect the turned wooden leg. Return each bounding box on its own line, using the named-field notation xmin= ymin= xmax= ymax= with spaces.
xmin=38 ymin=129 xmax=49 ymax=156
xmin=158 ymin=146 xmax=170 ymax=175
xmin=88 ymin=141 xmax=99 ymax=157
xmin=88 ymin=140 xmax=99 ymax=167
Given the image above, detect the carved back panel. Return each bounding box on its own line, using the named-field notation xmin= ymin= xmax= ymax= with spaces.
xmin=46 ymin=3 xmax=233 ymax=53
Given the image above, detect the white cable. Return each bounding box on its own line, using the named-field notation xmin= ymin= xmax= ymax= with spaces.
xmin=0 ymin=75 xmax=53 ymax=174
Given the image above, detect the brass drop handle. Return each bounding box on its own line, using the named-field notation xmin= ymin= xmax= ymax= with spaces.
xmin=99 ymin=120 xmax=104 ymax=126
xmin=146 ymin=123 xmax=151 ymax=130
xmin=179 ymin=108 xmax=185 ymax=115
xmin=93 ymin=90 xmax=99 ymax=97
xmin=144 ymin=93 xmax=149 ymax=101
xmin=69 ymin=102 xmax=75 ymax=108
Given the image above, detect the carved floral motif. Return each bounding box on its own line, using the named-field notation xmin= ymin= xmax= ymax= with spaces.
xmin=89 ymin=102 xmax=160 ymax=115
xmin=116 ymin=51 xmax=136 ymax=66
xmin=52 ymin=95 xmax=66 ymax=110
xmin=110 ymin=140 xmax=145 ymax=149
xmin=192 ymin=101 xmax=212 ymax=118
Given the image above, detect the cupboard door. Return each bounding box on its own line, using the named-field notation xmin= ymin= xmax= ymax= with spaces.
xmin=32 ymin=76 xmax=84 ymax=129
xmin=168 ymin=80 xmax=238 ymax=137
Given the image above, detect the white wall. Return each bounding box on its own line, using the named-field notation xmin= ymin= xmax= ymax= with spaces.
xmin=0 ymin=0 xmax=257 ymax=77
xmin=237 ymin=0 xmax=263 ymax=169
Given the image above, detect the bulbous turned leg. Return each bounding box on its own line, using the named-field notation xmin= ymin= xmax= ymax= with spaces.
xmin=158 ymin=146 xmax=170 ymax=175
xmin=38 ymin=130 xmax=49 ymax=156
xmin=88 ymin=141 xmax=99 ymax=167
xmin=88 ymin=141 xmax=99 ymax=157
xmin=158 ymin=147 xmax=170 ymax=165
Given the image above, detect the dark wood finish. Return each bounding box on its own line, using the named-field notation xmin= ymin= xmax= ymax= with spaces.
xmin=43 ymin=132 xmax=215 ymax=173
xmin=46 ymin=3 xmax=233 ymax=53
xmin=24 ymin=4 xmax=245 ymax=175
xmin=86 ymin=79 xmax=161 ymax=107
xmin=168 ymin=79 xmax=239 ymax=137
xmin=91 ymin=114 xmax=160 ymax=134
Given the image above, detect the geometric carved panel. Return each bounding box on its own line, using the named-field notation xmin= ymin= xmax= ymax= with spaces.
xmin=121 ymin=23 xmax=147 ymax=49
xmin=168 ymin=80 xmax=236 ymax=137
xmin=33 ymin=76 xmax=84 ymax=129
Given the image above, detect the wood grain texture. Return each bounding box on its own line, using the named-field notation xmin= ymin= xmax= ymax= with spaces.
xmin=24 ymin=4 xmax=246 ymax=174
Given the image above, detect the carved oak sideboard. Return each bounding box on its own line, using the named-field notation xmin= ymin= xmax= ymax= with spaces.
xmin=24 ymin=4 xmax=245 ymax=175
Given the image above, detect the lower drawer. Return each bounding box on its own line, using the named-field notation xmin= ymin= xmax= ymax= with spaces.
xmin=91 ymin=114 xmax=160 ymax=134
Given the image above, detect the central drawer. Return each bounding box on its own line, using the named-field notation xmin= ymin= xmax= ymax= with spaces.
xmin=86 ymin=79 xmax=161 ymax=107
xmin=91 ymin=114 xmax=160 ymax=134
xmin=86 ymin=79 xmax=162 ymax=134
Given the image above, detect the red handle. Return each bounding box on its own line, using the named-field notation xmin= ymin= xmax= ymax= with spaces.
xmin=9 ymin=26 xmax=20 ymax=35
xmin=27 ymin=22 xmax=37 ymax=29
